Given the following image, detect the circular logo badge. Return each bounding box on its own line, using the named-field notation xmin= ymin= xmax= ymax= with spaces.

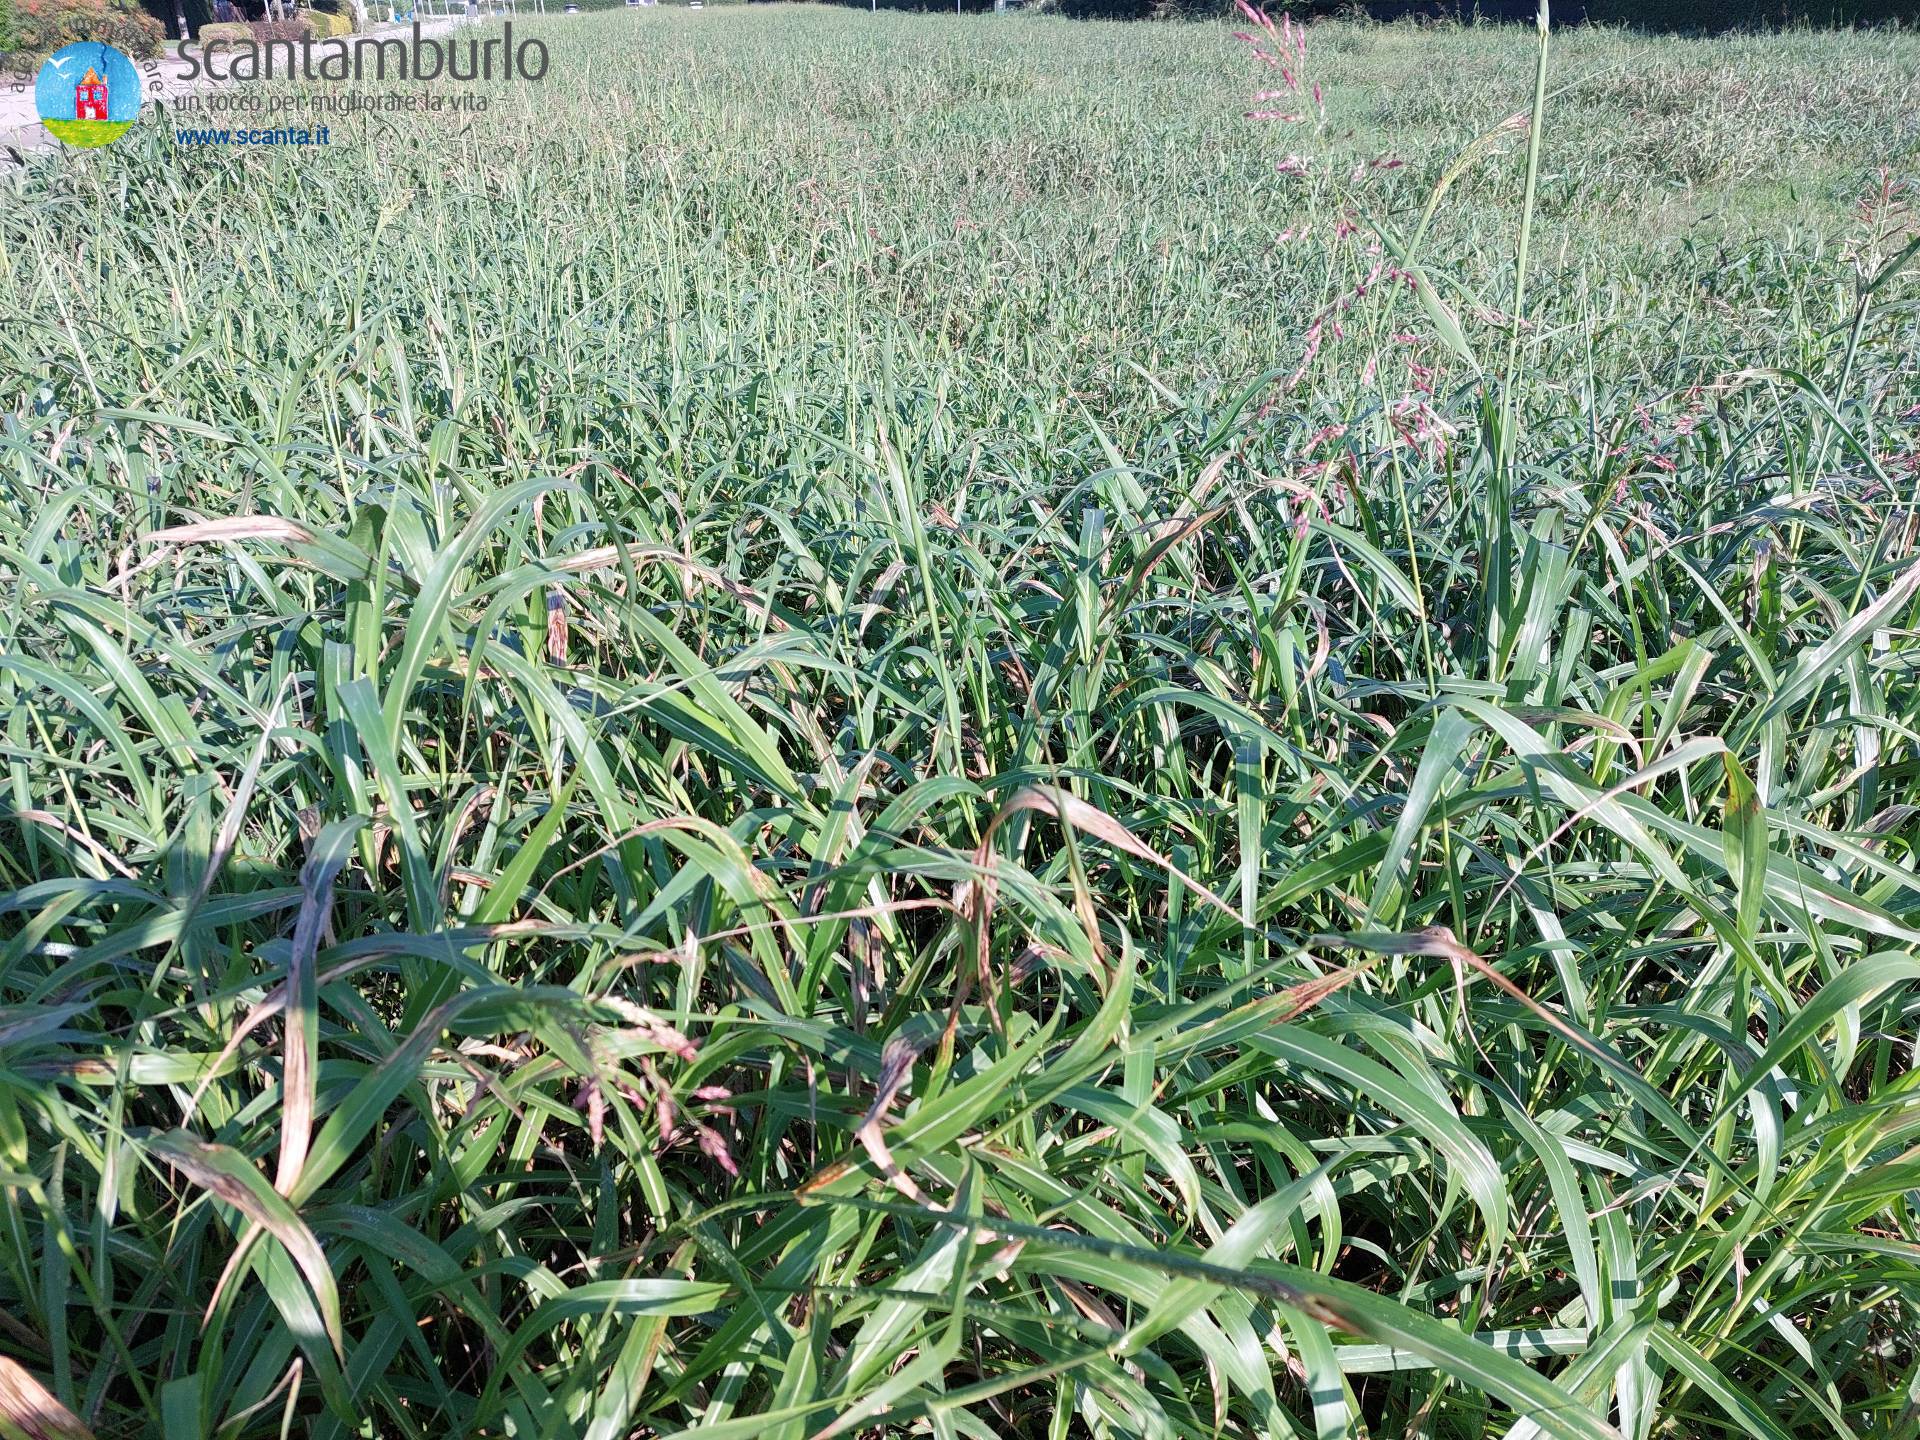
xmin=36 ymin=42 xmax=142 ymax=148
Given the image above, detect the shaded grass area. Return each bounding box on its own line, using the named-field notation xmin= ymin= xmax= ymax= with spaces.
xmin=1 ymin=7 xmax=1918 ymax=1438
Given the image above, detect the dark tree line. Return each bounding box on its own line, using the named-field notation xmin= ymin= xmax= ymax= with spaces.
xmin=833 ymin=0 xmax=1917 ymax=26
xmin=133 ymin=0 xmax=1916 ymax=35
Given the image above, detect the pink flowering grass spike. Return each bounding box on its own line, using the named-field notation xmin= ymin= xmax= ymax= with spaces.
xmin=1235 ymin=0 xmax=1278 ymax=37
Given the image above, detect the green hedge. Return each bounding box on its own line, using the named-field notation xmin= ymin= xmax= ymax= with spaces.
xmin=196 ymin=13 xmax=319 ymax=39
xmin=295 ymin=4 xmax=352 ymax=32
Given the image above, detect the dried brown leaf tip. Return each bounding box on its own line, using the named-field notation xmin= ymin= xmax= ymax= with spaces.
xmin=851 ymin=1034 xmax=929 ymax=1202
xmin=143 ymin=516 xmax=318 ymax=546
xmin=0 ymin=1358 xmax=95 ymax=1440
xmin=545 ymin=586 xmax=568 ymax=662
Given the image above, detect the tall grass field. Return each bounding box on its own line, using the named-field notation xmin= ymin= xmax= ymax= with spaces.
xmin=2 ymin=5 xmax=1919 ymax=1436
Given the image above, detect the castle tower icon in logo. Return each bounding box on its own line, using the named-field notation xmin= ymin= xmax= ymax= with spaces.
xmin=74 ymin=66 xmax=109 ymax=123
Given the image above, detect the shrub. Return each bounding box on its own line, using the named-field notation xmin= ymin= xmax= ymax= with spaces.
xmin=197 ymin=14 xmax=317 ymax=41
xmin=295 ymin=5 xmax=351 ymax=34
xmin=3 ymin=0 xmax=166 ymax=66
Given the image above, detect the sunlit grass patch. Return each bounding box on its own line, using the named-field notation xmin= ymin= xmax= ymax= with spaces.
xmin=0 ymin=8 xmax=1917 ymax=1439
